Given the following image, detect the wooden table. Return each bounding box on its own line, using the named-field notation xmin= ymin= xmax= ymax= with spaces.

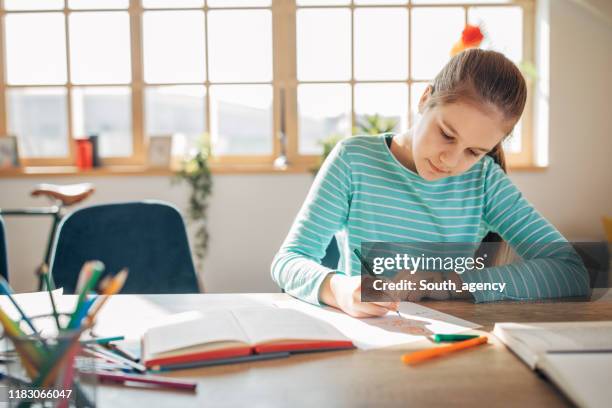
xmin=89 ymin=294 xmax=612 ymax=408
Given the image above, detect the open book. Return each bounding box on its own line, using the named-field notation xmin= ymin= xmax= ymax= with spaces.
xmin=142 ymin=307 xmax=354 ymax=370
xmin=494 ymin=321 xmax=612 ymax=408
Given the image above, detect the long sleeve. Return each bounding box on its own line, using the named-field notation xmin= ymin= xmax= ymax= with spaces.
xmin=271 ymin=141 xmax=352 ymax=305
xmin=461 ymin=160 xmax=590 ymax=302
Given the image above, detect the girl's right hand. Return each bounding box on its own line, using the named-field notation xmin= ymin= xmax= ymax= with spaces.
xmin=319 ymin=274 xmax=399 ymax=318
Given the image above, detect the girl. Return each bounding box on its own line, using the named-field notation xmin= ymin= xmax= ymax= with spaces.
xmin=271 ymin=49 xmax=589 ymax=317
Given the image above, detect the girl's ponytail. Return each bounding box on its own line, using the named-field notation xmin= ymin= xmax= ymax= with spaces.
xmin=426 ymin=49 xmax=527 ymax=267
xmin=482 ymin=143 xmax=512 ymax=266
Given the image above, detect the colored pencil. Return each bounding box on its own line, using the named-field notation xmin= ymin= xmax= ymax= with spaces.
xmin=93 ymin=371 xmax=197 ymax=391
xmin=401 ymin=336 xmax=488 ymax=365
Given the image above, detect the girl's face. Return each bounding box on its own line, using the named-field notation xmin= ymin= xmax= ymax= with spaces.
xmin=409 ymin=86 xmax=509 ymax=181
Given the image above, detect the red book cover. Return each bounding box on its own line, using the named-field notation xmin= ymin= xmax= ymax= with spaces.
xmin=144 ymin=345 xmax=253 ymax=369
xmin=254 ymin=340 xmax=355 ymax=354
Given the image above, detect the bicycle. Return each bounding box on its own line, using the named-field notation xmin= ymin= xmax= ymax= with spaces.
xmin=0 ymin=183 xmax=95 ymax=290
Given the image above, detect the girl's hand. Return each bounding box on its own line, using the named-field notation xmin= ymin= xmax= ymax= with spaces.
xmin=319 ymin=274 xmax=399 ymax=318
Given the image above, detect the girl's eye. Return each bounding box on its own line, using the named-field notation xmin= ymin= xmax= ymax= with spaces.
xmin=468 ymin=149 xmax=480 ymax=157
xmin=441 ymin=131 xmax=453 ymax=140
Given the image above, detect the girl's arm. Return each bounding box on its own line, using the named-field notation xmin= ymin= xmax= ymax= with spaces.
xmin=460 ymin=159 xmax=590 ymax=302
xmin=271 ymin=141 xmax=352 ymax=305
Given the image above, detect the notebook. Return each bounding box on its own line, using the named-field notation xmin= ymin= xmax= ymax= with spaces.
xmin=142 ymin=307 xmax=354 ymax=370
xmin=494 ymin=321 xmax=612 ymax=408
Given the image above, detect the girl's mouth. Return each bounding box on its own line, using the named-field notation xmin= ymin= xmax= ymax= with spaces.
xmin=428 ymin=159 xmax=450 ymax=174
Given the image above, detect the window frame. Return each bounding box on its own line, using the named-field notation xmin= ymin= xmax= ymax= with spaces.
xmin=0 ymin=0 xmax=537 ymax=172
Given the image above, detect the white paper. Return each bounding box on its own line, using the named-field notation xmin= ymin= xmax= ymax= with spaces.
xmin=144 ymin=309 xmax=249 ymax=356
xmin=495 ymin=322 xmax=612 ymax=352
xmin=232 ymin=307 xmax=351 ymax=344
xmin=274 ymin=299 xmax=480 ymax=350
xmin=539 ymin=352 xmax=612 ymax=408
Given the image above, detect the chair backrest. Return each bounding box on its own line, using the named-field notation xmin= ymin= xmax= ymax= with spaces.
xmin=0 ymin=216 xmax=8 ymax=280
xmin=49 ymin=201 xmax=199 ymax=294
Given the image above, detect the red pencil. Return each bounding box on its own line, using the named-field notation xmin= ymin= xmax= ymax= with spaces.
xmin=95 ymin=371 xmax=197 ymax=391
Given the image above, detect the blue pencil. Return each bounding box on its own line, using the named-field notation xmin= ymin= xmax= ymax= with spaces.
xmin=0 ymin=276 xmax=39 ymax=335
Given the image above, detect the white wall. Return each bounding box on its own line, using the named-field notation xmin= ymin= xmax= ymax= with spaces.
xmin=1 ymin=0 xmax=611 ymax=293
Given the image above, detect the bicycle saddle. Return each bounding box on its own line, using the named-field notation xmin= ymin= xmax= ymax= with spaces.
xmin=31 ymin=183 xmax=95 ymax=206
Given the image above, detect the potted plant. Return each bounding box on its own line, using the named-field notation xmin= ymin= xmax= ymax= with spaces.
xmin=175 ymin=134 xmax=213 ymax=270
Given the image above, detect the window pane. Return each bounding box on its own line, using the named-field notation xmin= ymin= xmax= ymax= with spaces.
xmin=410 ymin=82 xmax=428 ymax=127
xmin=355 ymin=0 xmax=406 ymax=4
xmin=298 ymin=84 xmax=351 ymax=155
xmin=5 ymin=13 xmax=66 ymax=85
xmin=354 ymin=8 xmax=407 ymax=80
xmin=69 ymin=12 xmax=132 ymax=84
xmin=72 ymin=87 xmax=132 ymax=157
xmin=210 ymin=85 xmax=272 ymax=155
xmin=208 ymin=10 xmax=272 ymax=82
xmin=7 ymin=88 xmax=68 ymax=158
xmin=143 ymin=11 xmax=206 ymax=83
xmin=68 ymin=0 xmax=128 ymax=9
xmin=503 ymin=119 xmax=522 ymax=153
xmin=355 ymin=83 xmax=407 ymax=134
xmin=4 ymin=0 xmax=62 ymax=10
xmin=145 ymin=86 xmax=206 ymax=157
xmin=411 ymin=7 xmax=464 ymax=80
xmin=297 ymin=0 xmax=349 ymax=5
xmin=413 ymin=0 xmax=510 ymax=3
xmin=468 ymin=6 xmax=523 ymax=63
xmin=142 ymin=0 xmax=204 ymax=8
xmin=208 ymin=0 xmax=270 ymax=6
xmin=297 ymin=9 xmax=351 ymax=81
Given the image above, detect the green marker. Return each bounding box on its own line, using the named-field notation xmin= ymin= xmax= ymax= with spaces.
xmin=433 ymin=334 xmax=480 ymax=343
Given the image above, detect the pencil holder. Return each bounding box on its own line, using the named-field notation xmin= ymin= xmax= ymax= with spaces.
xmin=1 ymin=313 xmax=97 ymax=408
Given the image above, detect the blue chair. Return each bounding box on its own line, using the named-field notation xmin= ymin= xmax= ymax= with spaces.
xmin=49 ymin=201 xmax=199 ymax=294
xmin=0 ymin=216 xmax=8 ymax=280
xmin=321 ymin=236 xmax=340 ymax=269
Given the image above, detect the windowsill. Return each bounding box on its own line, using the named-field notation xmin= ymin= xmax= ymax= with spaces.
xmin=0 ymin=164 xmax=548 ymax=178
xmin=0 ymin=163 xmax=317 ymax=178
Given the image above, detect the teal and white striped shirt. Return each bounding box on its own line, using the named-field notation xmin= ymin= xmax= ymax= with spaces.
xmin=271 ymin=134 xmax=590 ymax=305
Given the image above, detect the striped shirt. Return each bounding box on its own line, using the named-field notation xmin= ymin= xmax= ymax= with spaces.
xmin=271 ymin=134 xmax=589 ymax=305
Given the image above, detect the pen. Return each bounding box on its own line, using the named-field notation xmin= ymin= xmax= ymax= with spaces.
xmin=353 ymin=249 xmax=401 ymax=317
xmin=402 ymin=336 xmax=488 ymax=365
xmin=432 ymin=334 xmax=480 ymax=343
xmin=85 ymin=344 xmax=146 ymax=372
xmin=93 ymin=371 xmax=197 ymax=391
xmin=105 ymin=342 xmax=140 ymax=362
xmin=80 ymin=335 xmax=125 ymax=345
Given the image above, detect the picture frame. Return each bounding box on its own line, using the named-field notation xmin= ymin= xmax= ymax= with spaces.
xmin=0 ymin=135 xmax=20 ymax=169
xmin=147 ymin=135 xmax=173 ymax=168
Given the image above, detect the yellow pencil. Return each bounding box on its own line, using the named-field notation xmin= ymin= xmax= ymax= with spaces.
xmin=85 ymin=269 xmax=128 ymax=324
xmin=401 ymin=336 xmax=488 ymax=365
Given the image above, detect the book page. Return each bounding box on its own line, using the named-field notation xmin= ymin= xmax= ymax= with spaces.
xmin=231 ymin=307 xmax=351 ymax=345
xmin=144 ymin=310 xmax=250 ymax=357
xmin=539 ymin=352 xmax=612 ymax=408
xmin=495 ymin=322 xmax=612 ymax=352
xmin=274 ymin=299 xmax=480 ymax=350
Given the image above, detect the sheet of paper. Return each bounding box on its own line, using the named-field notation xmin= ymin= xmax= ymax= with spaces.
xmin=232 ymin=307 xmax=351 ymax=344
xmin=539 ymin=352 xmax=612 ymax=408
xmin=0 ymin=289 xmax=69 ymax=336
xmin=274 ymin=299 xmax=480 ymax=350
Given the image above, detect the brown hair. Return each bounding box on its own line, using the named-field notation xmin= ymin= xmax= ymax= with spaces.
xmin=426 ymin=49 xmax=528 ymax=265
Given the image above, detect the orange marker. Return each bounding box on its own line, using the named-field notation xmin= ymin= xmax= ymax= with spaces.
xmin=401 ymin=336 xmax=488 ymax=365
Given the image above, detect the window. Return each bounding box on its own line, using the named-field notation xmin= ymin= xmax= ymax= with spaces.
xmin=0 ymin=0 xmax=535 ymax=171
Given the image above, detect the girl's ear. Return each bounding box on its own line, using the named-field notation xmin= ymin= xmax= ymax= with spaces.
xmin=418 ymin=85 xmax=433 ymax=114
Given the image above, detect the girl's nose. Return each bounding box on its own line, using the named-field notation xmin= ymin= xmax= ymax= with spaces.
xmin=440 ymin=148 xmax=461 ymax=169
